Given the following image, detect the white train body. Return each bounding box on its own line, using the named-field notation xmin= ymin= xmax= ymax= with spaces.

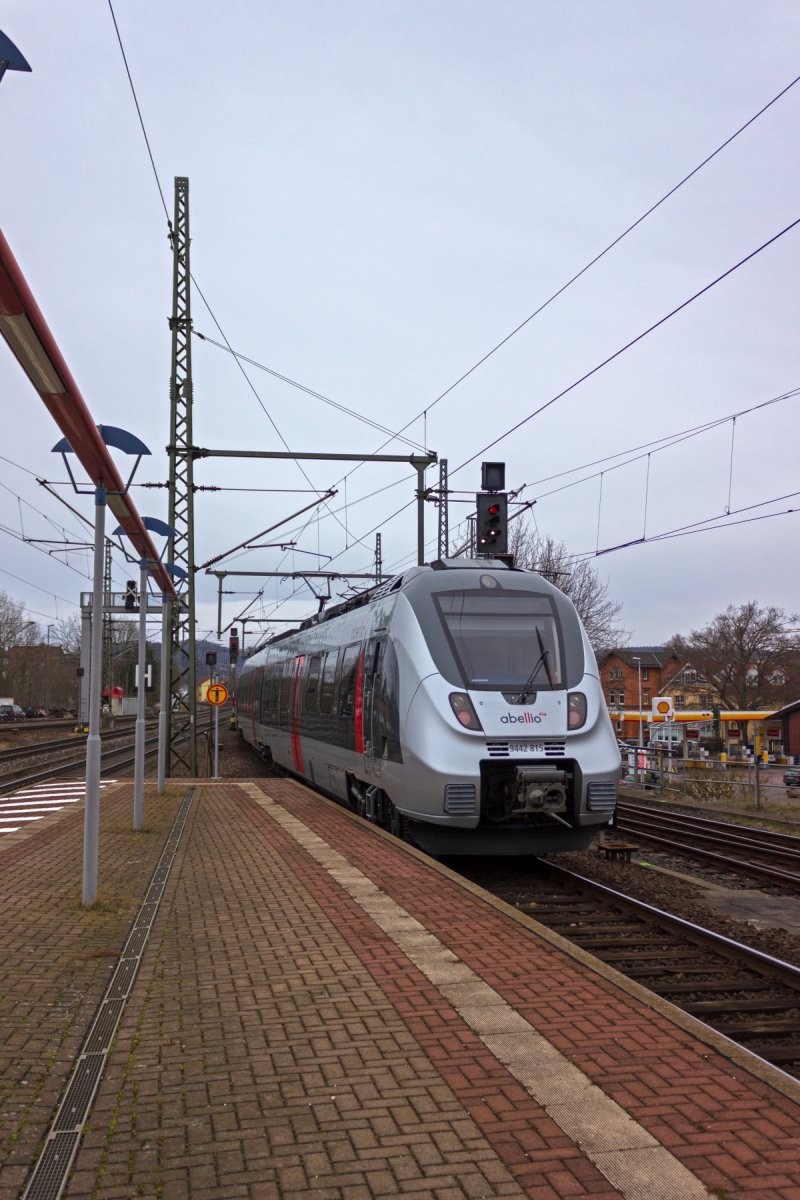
xmin=237 ymin=559 xmax=620 ymax=854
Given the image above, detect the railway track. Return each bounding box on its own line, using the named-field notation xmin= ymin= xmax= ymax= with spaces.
xmin=613 ymin=799 xmax=800 ymax=889
xmin=0 ymin=722 xmax=156 ymax=767
xmin=456 ymin=856 xmax=800 ymax=1080
xmin=0 ymin=715 xmax=224 ymax=794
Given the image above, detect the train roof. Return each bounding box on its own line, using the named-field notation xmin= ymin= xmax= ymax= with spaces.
xmin=265 ymin=557 xmax=551 ymax=647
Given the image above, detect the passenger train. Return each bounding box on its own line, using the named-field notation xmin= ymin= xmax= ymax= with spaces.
xmin=236 ymin=558 xmax=621 ymax=855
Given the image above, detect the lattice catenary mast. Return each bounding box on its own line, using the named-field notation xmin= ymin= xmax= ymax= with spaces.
xmin=166 ymin=177 xmax=198 ymax=774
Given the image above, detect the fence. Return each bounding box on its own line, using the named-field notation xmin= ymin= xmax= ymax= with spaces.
xmin=623 ymin=750 xmax=795 ymax=811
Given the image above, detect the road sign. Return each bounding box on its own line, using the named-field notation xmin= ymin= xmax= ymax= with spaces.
xmin=207 ymin=683 xmax=229 ymax=706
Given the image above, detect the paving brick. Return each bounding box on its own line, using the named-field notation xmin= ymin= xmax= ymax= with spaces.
xmin=5 ymin=780 xmax=800 ymax=1200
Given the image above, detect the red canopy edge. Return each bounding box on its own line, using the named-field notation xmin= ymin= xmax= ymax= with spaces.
xmin=0 ymin=228 xmax=177 ymax=597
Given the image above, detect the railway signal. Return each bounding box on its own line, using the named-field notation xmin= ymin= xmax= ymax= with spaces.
xmin=475 ymin=492 xmax=508 ymax=555
xmin=229 ymin=628 xmax=239 ymax=663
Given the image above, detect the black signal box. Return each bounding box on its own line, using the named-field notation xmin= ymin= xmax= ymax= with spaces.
xmin=481 ymin=461 xmax=505 ymax=491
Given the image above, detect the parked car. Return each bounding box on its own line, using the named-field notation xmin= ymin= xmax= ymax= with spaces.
xmin=0 ymin=703 xmax=26 ymax=721
xmin=783 ymin=768 xmax=800 ymax=787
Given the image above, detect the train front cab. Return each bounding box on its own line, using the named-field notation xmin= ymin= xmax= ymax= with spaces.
xmin=395 ymin=562 xmax=620 ymax=855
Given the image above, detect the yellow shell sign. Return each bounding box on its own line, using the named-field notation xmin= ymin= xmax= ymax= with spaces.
xmin=651 ymin=696 xmax=675 ymax=722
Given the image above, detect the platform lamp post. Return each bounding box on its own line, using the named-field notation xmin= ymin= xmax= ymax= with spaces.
xmin=632 ymin=656 xmax=643 ymax=785
xmin=113 ymin=517 xmax=179 ymax=830
xmin=53 ymin=428 xmax=150 ymax=907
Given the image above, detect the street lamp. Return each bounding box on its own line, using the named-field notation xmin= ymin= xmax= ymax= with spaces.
xmin=632 ymin=656 xmax=643 ymax=785
xmin=632 ymin=656 xmax=643 ymax=749
xmin=54 ymin=427 xmax=151 ymax=906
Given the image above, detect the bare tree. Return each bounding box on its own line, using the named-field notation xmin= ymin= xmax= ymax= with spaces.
xmin=508 ymin=521 xmax=627 ymax=651
xmin=0 ymin=589 xmax=39 ymax=700
xmin=53 ymin=613 xmax=81 ymax=658
xmin=670 ymin=601 xmax=799 ymax=709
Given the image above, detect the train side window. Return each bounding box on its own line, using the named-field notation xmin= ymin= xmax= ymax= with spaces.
xmin=338 ymin=643 xmax=361 ymax=717
xmin=267 ymin=658 xmax=281 ymax=723
xmin=305 ymin=655 xmax=322 ymax=712
xmin=319 ymin=650 xmax=339 ymax=715
xmin=278 ymin=664 xmax=291 ymax=725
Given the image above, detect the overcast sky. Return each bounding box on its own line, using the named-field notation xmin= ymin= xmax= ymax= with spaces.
xmin=2 ymin=1 xmax=799 ymax=651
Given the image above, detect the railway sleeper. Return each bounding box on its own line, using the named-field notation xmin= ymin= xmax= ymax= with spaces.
xmin=686 ymin=998 xmax=800 ymax=1015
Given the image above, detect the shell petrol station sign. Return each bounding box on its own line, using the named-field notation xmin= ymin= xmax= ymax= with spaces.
xmin=651 ymin=696 xmax=674 ymax=722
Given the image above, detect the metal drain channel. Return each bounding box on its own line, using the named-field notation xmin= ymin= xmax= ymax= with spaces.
xmin=22 ymin=789 xmax=194 ymax=1200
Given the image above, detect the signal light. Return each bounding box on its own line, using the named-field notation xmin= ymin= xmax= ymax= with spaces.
xmin=229 ymin=627 xmax=239 ymax=663
xmin=475 ymin=491 xmax=508 ymax=555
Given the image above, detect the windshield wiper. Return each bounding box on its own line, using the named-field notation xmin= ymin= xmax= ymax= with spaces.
xmin=516 ymin=626 xmax=554 ymax=702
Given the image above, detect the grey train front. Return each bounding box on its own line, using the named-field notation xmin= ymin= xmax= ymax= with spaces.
xmin=237 ymin=559 xmax=621 ymax=855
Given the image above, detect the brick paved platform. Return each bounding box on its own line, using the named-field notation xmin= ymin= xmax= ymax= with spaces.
xmin=2 ymin=778 xmax=800 ymax=1200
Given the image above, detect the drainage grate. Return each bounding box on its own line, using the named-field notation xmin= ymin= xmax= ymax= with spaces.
xmin=123 ymin=926 xmax=149 ymax=958
xmin=107 ymin=957 xmax=138 ymax=999
xmin=53 ymin=1054 xmax=105 ymax=1132
xmin=23 ymin=1133 xmax=79 ymax=1200
xmin=84 ymin=998 xmax=126 ymax=1054
xmin=135 ymin=901 xmax=158 ymax=928
xmin=22 ymin=789 xmax=194 ymax=1200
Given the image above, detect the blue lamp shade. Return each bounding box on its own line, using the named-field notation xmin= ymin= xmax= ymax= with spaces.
xmin=52 ymin=426 xmax=151 ymax=457
xmin=0 ymin=31 xmax=32 ymax=74
xmin=142 ymin=516 xmax=177 ymax=538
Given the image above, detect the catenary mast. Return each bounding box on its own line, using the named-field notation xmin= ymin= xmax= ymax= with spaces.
xmin=166 ymin=176 xmax=198 ymax=774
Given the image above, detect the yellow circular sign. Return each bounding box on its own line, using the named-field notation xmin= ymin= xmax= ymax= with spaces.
xmin=207 ymin=683 xmax=229 ymax=706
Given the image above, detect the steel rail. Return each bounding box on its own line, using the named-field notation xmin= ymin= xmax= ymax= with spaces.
xmin=540 ymin=860 xmax=800 ymax=988
xmin=617 ymin=811 xmax=800 ymax=865
xmin=0 ymin=717 xmax=222 ymax=795
xmin=615 ymin=804 xmax=800 ymax=887
xmin=613 ymin=825 xmax=800 ymax=889
xmin=617 ymin=799 xmax=800 ymax=849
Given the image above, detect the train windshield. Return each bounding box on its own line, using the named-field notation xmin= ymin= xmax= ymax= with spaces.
xmin=434 ymin=591 xmax=564 ymax=691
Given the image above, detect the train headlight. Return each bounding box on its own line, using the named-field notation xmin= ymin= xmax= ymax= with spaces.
xmin=449 ymin=692 xmax=483 ymax=731
xmin=567 ymin=692 xmax=587 ymax=730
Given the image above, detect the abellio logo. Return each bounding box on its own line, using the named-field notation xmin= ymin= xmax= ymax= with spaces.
xmin=501 ymin=712 xmax=543 ymax=724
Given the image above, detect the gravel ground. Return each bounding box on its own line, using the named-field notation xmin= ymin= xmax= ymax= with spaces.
xmin=214 ymin=727 xmax=800 ymax=968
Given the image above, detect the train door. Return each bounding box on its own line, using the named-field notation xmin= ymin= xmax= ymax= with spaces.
xmin=362 ymin=637 xmax=385 ymax=777
xmin=289 ymin=654 xmax=305 ymax=773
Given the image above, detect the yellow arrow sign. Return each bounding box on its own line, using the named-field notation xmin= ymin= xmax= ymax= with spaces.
xmin=207 ymin=683 xmax=229 ymax=706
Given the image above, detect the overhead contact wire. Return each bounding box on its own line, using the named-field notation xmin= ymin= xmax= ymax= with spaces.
xmin=370 ymin=72 xmax=800 ymax=443
xmin=451 ymin=216 xmax=800 ymax=477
